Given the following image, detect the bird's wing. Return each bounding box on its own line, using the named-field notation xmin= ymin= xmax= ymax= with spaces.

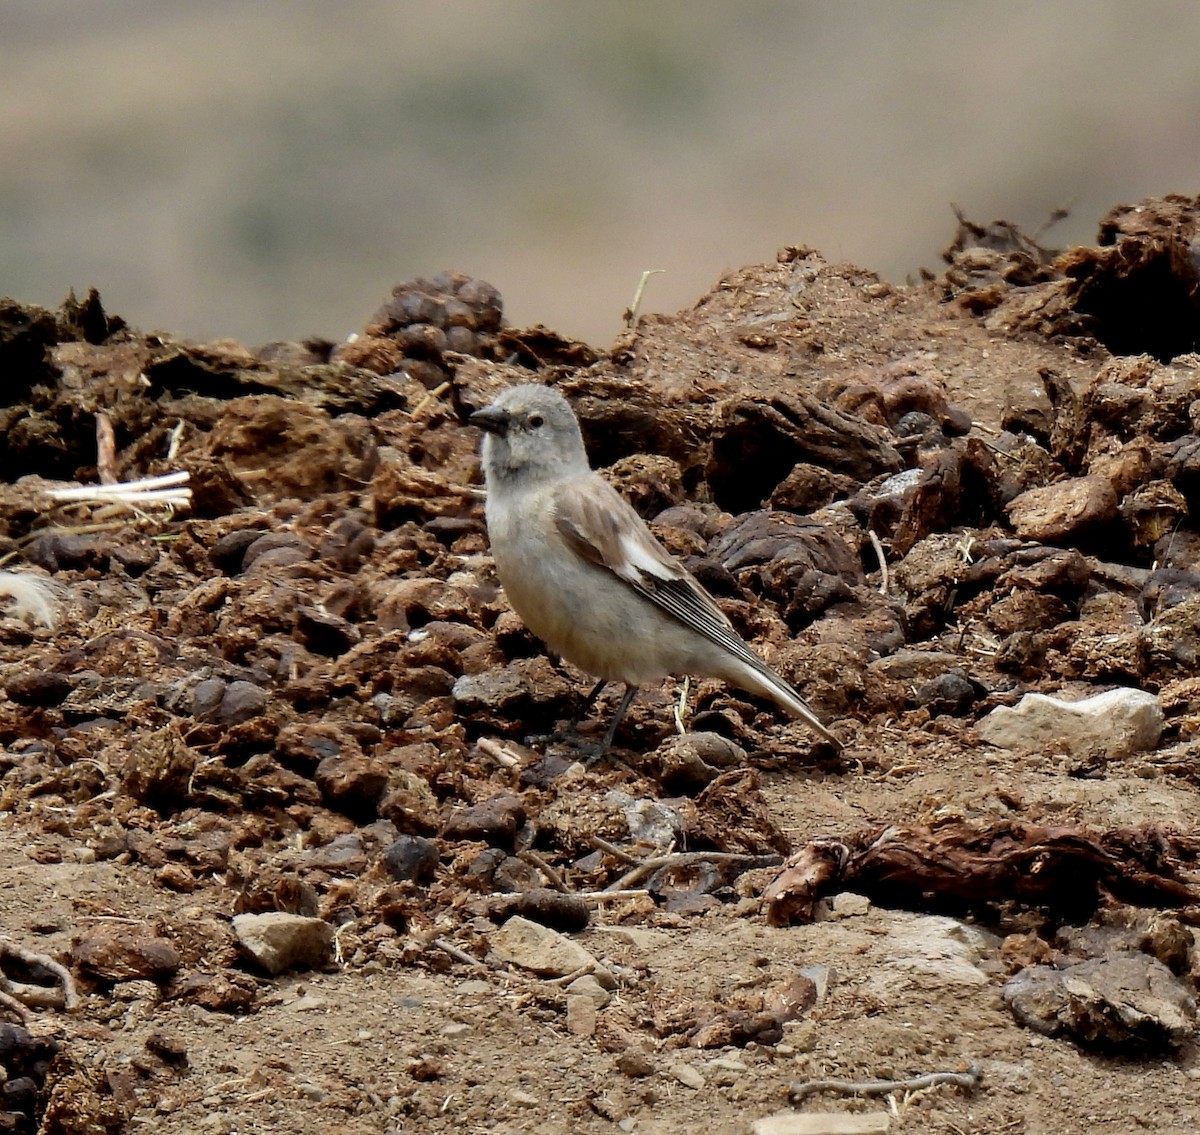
xmin=551 ymin=475 xmax=766 ymax=671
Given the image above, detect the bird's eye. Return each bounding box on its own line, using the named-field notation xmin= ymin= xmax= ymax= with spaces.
xmin=528 ymin=413 xmax=545 ymax=429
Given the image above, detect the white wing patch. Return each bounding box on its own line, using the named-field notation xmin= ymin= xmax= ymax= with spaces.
xmin=617 ymin=529 xmax=678 ymax=583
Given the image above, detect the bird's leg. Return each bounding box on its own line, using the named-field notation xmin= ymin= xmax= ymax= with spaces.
xmin=599 ymin=684 xmax=639 ymax=754
xmin=569 ymin=678 xmax=609 ymax=732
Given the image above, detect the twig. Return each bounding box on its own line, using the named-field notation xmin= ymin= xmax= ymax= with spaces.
xmin=789 ymin=1063 xmax=981 ymax=1105
xmin=547 ymin=962 xmax=595 ymax=987
xmin=580 ymin=889 xmax=650 ymax=903
xmin=673 ymin=676 xmax=690 ymax=735
xmin=95 ymin=413 xmax=118 ymax=485
xmin=605 ymin=851 xmax=781 ymax=892
xmin=490 ymin=888 xmax=650 ymax=904
xmin=48 ymin=470 xmax=191 ymax=500
xmin=517 ymin=850 xmax=571 ymax=892
xmin=0 ymin=991 xmax=30 ymax=1022
xmin=588 ymin=836 xmax=641 ymax=865
xmin=476 ymin=736 xmax=522 ymax=769
xmin=410 ymin=381 xmax=451 ymax=420
xmin=0 ymin=938 xmax=80 ymax=1012
xmin=867 ymin=529 xmax=890 ymax=595
xmin=165 ymin=419 xmax=186 ymax=462
xmin=624 ymin=269 xmax=665 ymax=328
xmin=431 ymin=937 xmax=489 ymax=970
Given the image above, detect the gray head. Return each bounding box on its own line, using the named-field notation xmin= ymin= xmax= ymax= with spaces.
xmin=471 ymin=384 xmax=590 ymax=488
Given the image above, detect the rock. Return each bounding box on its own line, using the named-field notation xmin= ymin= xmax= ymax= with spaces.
xmin=232 ymin=912 xmax=334 ymax=976
xmin=73 ymin=928 xmax=181 ymax=982
xmin=763 ymin=972 xmax=823 ymax=1021
xmin=862 ymin=913 xmax=995 ymax=996
xmin=145 ymin=1028 xmax=189 ymax=1066
xmin=314 ymin=751 xmax=389 ymax=820
xmin=381 ymin=835 xmax=439 ymax=883
xmin=4 ymin=670 xmax=71 ymax=707
xmin=443 ymin=793 xmax=525 ymax=849
xmin=593 ymin=926 xmax=670 ymax=953
xmin=191 ymin=677 xmax=226 ymax=720
xmin=218 ymin=680 xmax=268 ymax=725
xmin=566 ymin=973 xmax=612 ymax=1009
xmin=977 ymin=687 xmax=1164 ymax=758
xmin=167 ymin=970 xmax=259 ymax=1012
xmin=605 ymin=790 xmax=682 ymax=848
xmin=1003 ymin=955 xmax=1197 ymax=1049
xmin=566 ymin=994 xmax=598 ymax=1037
xmin=210 ymin=528 xmax=265 ymax=573
xmin=1005 ymin=474 xmax=1118 ymax=543
xmin=667 ymin=1062 xmax=705 ymax=1090
xmin=301 ymin=831 xmax=369 ymax=873
xmin=294 ymin=605 xmax=361 ymax=657
xmin=491 ymin=855 xmax=543 ymax=892
xmin=827 ymin=892 xmax=872 ymax=918
xmin=488 ymin=915 xmax=614 ymax=987
xmin=615 ymin=1050 xmax=655 ymax=1078
xmin=751 ymin=1114 xmax=892 ymax=1135
xmin=913 ymin=671 xmax=976 ymax=716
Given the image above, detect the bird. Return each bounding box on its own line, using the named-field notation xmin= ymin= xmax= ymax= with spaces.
xmin=470 ymin=383 xmax=840 ymax=751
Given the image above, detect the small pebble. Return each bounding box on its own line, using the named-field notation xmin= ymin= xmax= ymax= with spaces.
xmin=566 ymin=994 xmax=597 ymax=1037
xmin=668 ymin=1062 xmax=705 ymax=1090
xmin=615 ymin=1051 xmax=655 ymax=1078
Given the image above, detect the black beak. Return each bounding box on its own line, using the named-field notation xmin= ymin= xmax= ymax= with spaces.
xmin=469 ymin=406 xmax=510 ymax=436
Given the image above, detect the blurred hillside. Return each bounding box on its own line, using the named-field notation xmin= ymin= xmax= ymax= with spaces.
xmin=2 ymin=0 xmax=1198 ymax=348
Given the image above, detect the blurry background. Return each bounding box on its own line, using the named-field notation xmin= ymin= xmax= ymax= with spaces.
xmin=2 ymin=0 xmax=1198 ymax=349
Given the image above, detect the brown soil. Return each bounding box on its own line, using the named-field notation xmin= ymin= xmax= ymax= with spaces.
xmin=3 ymin=197 xmax=1200 ymax=1135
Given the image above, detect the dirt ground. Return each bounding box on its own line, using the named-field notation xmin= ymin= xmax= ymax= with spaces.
xmin=3 ymin=195 xmax=1200 ymax=1135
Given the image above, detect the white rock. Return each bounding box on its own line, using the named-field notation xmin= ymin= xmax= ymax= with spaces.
xmin=668 ymin=1062 xmax=705 ymax=1090
xmin=862 ymin=912 xmax=997 ymax=997
xmin=489 ymin=916 xmax=616 ymax=988
xmin=566 ymin=993 xmax=598 ymax=1037
xmin=977 ymin=687 xmax=1163 ymax=758
xmin=232 ymin=912 xmax=333 ymax=976
xmin=829 ymin=892 xmax=872 ymax=918
xmin=566 ymin=973 xmax=612 ymax=1008
xmin=593 ymin=926 xmax=671 ymax=952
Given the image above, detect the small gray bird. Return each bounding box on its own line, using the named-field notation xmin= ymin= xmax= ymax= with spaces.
xmin=471 ymin=384 xmax=839 ymax=750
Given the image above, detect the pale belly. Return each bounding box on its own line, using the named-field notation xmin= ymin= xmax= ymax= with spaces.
xmin=493 ymin=536 xmax=710 ymax=687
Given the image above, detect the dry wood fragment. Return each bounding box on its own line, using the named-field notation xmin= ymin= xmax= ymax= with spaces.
xmin=0 ymin=937 xmax=79 ymax=1015
xmin=789 ymin=1062 xmax=980 ymax=1104
xmin=763 ymin=820 xmax=1200 ymax=926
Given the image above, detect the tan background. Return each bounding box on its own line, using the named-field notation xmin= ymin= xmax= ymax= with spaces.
xmin=2 ymin=0 xmax=1197 ymax=347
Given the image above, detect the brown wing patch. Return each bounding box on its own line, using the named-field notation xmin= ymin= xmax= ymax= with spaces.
xmin=552 ymin=480 xmax=626 ymax=571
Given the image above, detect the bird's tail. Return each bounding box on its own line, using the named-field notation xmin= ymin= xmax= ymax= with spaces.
xmin=740 ymin=660 xmax=841 ymax=749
